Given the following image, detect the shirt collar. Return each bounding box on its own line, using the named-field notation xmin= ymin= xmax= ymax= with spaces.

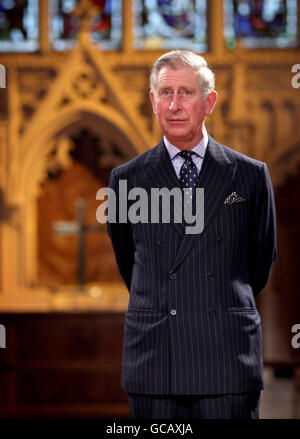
xmin=164 ymin=127 xmax=208 ymax=160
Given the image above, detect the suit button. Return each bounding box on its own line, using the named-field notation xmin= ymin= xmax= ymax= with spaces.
xmin=157 ymin=240 xmax=165 ymax=248
xmin=217 ymin=237 xmax=224 ymax=244
xmin=170 ymin=309 xmax=177 ymax=316
xmin=170 ymin=273 xmax=177 ymax=280
xmin=207 ymin=273 xmax=214 ymax=279
xmin=208 ymin=308 xmax=216 ymax=316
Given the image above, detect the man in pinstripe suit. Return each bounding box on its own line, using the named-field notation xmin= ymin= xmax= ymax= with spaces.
xmin=107 ymin=50 xmax=277 ymax=419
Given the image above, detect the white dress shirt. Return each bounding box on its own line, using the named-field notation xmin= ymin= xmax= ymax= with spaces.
xmin=163 ymin=127 xmax=208 ymax=180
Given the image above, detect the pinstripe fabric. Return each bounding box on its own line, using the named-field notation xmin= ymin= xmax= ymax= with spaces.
xmin=107 ymin=136 xmax=277 ymax=396
xmin=127 ymin=391 xmax=260 ymax=419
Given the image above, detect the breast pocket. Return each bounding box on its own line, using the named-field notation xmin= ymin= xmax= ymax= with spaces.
xmin=217 ymin=200 xmax=249 ymax=236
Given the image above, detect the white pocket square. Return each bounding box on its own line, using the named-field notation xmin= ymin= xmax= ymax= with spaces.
xmin=224 ymin=191 xmax=246 ymax=204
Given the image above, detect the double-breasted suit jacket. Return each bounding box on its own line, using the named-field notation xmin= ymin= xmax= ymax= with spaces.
xmin=107 ymin=136 xmax=277 ymax=395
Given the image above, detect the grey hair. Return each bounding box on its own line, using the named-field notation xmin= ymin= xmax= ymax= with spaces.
xmin=150 ymin=50 xmax=215 ymax=99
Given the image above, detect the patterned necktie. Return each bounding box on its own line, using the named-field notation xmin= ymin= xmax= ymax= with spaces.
xmin=179 ymin=150 xmax=198 ymax=203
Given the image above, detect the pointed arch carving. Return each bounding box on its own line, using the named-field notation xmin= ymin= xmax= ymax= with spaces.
xmin=16 ymin=103 xmax=143 ymax=287
xmin=20 ymin=104 xmax=141 ymax=200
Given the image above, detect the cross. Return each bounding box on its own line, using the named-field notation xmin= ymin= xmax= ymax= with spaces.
xmin=52 ymin=197 xmax=105 ymax=291
xmin=72 ymin=0 xmax=98 ymax=32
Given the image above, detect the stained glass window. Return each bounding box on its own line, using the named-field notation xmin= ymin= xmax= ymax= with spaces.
xmin=0 ymin=0 xmax=39 ymax=52
xmin=224 ymin=0 xmax=298 ymax=49
xmin=133 ymin=0 xmax=207 ymax=51
xmin=50 ymin=0 xmax=122 ymax=51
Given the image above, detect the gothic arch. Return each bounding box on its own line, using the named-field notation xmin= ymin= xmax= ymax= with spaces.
xmin=17 ymin=104 xmax=144 ymax=287
xmin=20 ymin=103 xmax=145 ymax=199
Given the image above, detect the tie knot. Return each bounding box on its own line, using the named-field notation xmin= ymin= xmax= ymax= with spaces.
xmin=179 ymin=150 xmax=194 ymax=161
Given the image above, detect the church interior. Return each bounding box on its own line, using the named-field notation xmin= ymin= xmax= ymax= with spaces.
xmin=0 ymin=0 xmax=299 ymax=419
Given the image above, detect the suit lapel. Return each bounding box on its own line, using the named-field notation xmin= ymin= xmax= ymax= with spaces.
xmin=141 ymin=137 xmax=237 ymax=272
xmin=142 ymin=139 xmax=186 ymax=236
xmin=170 ymin=137 xmax=237 ymax=273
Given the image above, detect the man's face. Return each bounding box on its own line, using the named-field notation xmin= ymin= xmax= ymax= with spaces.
xmin=150 ymin=65 xmax=217 ymax=149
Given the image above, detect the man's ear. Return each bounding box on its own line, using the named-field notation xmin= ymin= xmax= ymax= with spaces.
xmin=205 ymin=90 xmax=218 ymax=116
xmin=150 ymin=91 xmax=157 ymax=114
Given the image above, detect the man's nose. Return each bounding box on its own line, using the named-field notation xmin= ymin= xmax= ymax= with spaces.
xmin=169 ymin=94 xmax=181 ymax=112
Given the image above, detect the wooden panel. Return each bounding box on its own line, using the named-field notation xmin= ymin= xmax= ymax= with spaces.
xmin=0 ymin=312 xmax=130 ymax=418
xmin=0 ymin=372 xmax=8 ymax=405
xmin=18 ymin=370 xmax=127 ymax=405
xmin=37 ymin=156 xmax=122 ymax=286
xmin=15 ymin=314 xmax=124 ymax=361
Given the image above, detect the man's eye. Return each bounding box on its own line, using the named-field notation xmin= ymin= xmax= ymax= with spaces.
xmin=162 ymin=90 xmax=170 ymax=96
xmin=178 ymin=90 xmax=191 ymax=97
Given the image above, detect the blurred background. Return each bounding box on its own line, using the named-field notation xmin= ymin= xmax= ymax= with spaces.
xmin=0 ymin=0 xmax=299 ymax=419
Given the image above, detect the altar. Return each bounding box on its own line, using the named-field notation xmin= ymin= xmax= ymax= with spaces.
xmin=0 ymin=283 xmax=130 ymax=418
